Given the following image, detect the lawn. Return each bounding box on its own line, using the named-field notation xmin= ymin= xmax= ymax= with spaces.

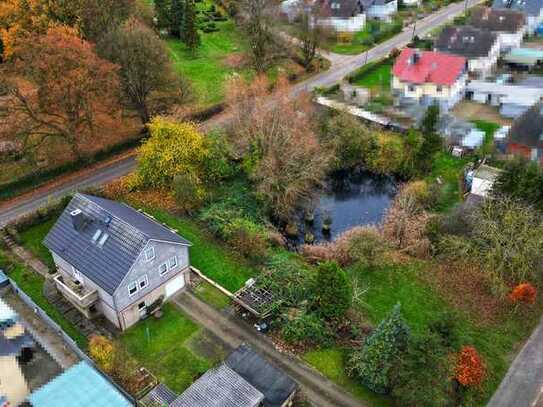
xmin=330 ymin=20 xmax=403 ymax=55
xmin=142 ymin=209 xmax=258 ymax=292
xmin=18 ymin=218 xmax=56 ymax=269
xmin=0 ymin=251 xmax=88 ymax=348
xmin=349 ymin=60 xmax=393 ymax=91
xmin=428 ymin=152 xmax=468 ymax=212
xmin=193 ymin=281 xmax=231 ymax=310
xmin=474 ymin=120 xmax=500 ymax=155
xmin=120 ymin=303 xmax=211 ymax=392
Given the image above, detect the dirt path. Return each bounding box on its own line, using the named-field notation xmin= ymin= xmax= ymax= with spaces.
xmin=173 ymin=291 xmax=365 ymax=407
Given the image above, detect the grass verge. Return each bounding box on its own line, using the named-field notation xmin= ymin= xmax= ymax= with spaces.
xmin=19 ymin=219 xmax=56 ymax=269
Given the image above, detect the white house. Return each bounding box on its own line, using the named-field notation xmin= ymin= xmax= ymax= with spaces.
xmin=391 ymin=48 xmax=468 ymax=111
xmin=468 ymin=7 xmax=527 ymax=52
xmin=435 ymin=26 xmax=500 ymax=78
xmin=362 ymin=0 xmax=398 ymax=21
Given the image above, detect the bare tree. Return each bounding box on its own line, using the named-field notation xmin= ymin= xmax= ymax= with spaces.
xmin=238 ymin=0 xmax=285 ymax=72
xmin=297 ymin=11 xmax=325 ymax=71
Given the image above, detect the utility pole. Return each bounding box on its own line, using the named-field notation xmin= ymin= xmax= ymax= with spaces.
xmin=464 ymin=0 xmax=469 ymax=14
xmin=411 ymin=18 xmax=417 ymax=41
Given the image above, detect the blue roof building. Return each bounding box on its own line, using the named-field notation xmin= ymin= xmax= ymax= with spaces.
xmin=28 ymin=361 xmax=133 ymax=407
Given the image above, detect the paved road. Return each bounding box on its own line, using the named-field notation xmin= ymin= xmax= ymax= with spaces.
xmin=488 ymin=316 xmax=543 ymax=407
xmin=174 ymin=291 xmax=364 ymax=407
xmin=0 ymin=0 xmax=483 ymax=227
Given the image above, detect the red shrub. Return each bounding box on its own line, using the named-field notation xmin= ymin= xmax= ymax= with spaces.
xmin=455 ymin=346 xmax=486 ymax=387
xmin=509 ymin=283 xmax=537 ymax=305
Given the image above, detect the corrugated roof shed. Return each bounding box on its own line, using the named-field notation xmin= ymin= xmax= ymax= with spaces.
xmin=139 ymin=383 xmax=177 ymax=407
xmin=503 ymin=48 xmax=543 ymax=66
xmin=170 ymin=364 xmax=264 ymax=407
xmin=43 ymin=194 xmax=190 ymax=295
xmin=226 ymin=345 xmax=298 ymax=407
xmin=28 ymin=361 xmax=133 ymax=407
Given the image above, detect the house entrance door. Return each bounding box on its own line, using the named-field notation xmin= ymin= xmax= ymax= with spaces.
xmin=138 ymin=302 xmax=147 ymax=319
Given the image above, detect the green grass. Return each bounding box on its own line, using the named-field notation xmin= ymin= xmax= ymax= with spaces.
xmin=193 ymin=281 xmax=231 ymax=310
xmin=166 ymin=11 xmax=249 ymax=107
xmin=428 ymin=152 xmax=468 ymax=212
xmin=120 ymin=303 xmax=211 ymax=392
xmin=350 ymin=61 xmax=393 ymax=90
xmin=19 ymin=219 xmax=56 ymax=269
xmin=304 ymin=348 xmax=391 ymax=407
xmin=0 ymin=252 xmax=88 ymax=348
xmin=142 ymin=209 xmax=258 ymax=292
xmin=474 ymin=120 xmax=500 ymax=155
xmin=330 ymin=21 xmax=402 ymax=55
xmin=348 ymin=261 xmax=540 ymax=405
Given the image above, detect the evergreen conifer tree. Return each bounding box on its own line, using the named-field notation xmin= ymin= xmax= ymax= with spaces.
xmin=182 ymin=0 xmax=200 ymax=53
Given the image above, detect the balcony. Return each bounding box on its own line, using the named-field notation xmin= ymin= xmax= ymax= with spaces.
xmin=54 ymin=275 xmax=98 ymax=311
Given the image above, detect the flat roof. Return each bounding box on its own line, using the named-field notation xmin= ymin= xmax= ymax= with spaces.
xmin=28 ymin=361 xmax=132 ymax=407
xmin=474 ymin=164 xmax=502 ymax=181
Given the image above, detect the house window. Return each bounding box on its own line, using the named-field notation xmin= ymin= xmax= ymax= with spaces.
xmin=168 ymin=256 xmax=178 ymax=270
xmin=159 ymin=262 xmax=168 ymax=276
xmin=92 ymin=229 xmax=102 ymax=243
xmin=144 ymin=247 xmax=155 ymax=262
xmin=97 ymin=233 xmax=109 ymax=248
xmin=138 ymin=275 xmax=149 ymax=290
xmin=436 ymin=85 xmax=442 ymax=93
xmin=128 ymin=282 xmax=138 ymax=296
xmin=408 ymin=85 xmax=416 ymax=92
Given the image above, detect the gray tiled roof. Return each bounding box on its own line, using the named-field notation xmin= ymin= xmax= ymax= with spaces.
xmin=171 ymin=364 xmax=264 ymax=407
xmin=493 ymin=0 xmax=543 ymax=16
xmin=43 ymin=194 xmax=190 ymax=295
xmin=316 ymin=0 xmax=362 ymax=18
xmin=226 ymin=345 xmax=298 ymax=407
xmin=435 ymin=26 xmax=498 ymax=59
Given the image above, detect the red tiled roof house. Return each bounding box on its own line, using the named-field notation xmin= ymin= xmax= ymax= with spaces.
xmin=391 ymin=48 xmax=468 ymax=111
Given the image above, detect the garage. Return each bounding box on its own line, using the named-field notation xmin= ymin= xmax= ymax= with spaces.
xmin=165 ymin=274 xmax=186 ymax=298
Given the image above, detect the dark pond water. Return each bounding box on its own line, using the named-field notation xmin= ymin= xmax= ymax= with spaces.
xmin=290 ymin=170 xmax=398 ymax=245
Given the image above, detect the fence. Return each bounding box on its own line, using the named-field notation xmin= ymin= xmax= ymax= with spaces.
xmin=8 ymin=279 xmax=136 ymax=405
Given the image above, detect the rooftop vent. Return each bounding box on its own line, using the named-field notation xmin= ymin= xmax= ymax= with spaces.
xmin=70 ymin=209 xmax=86 ymax=231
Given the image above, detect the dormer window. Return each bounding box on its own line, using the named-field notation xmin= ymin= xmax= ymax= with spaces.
xmin=144 ymin=247 xmax=155 ymax=262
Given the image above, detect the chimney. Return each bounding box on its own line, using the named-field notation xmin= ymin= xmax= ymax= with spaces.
xmin=410 ymin=50 xmax=421 ymax=65
xmin=70 ymin=209 xmax=85 ymax=231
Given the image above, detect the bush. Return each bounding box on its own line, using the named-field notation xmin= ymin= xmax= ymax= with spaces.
xmin=455 ymin=346 xmax=486 ymax=388
xmin=172 ymin=173 xmax=206 ymax=214
xmin=428 ymin=312 xmax=460 ymax=349
xmin=509 ymin=283 xmax=537 ymax=305
xmin=282 ymin=312 xmax=332 ymax=346
xmin=311 ymin=261 xmax=352 ymax=320
xmin=347 ymin=303 xmax=409 ymax=394
xmin=348 ymin=226 xmax=386 ymax=267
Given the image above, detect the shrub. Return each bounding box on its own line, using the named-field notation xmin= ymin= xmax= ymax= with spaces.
xmin=348 ymin=304 xmax=410 ymax=394
xmin=282 ymin=312 xmax=332 ymax=346
xmin=455 ymin=346 xmax=486 ymax=387
xmin=89 ymin=335 xmax=115 ymax=374
xmin=172 ymin=173 xmax=206 ymax=214
xmin=391 ymin=332 xmax=451 ymax=407
xmin=347 ymin=226 xmax=386 ymax=267
xmin=509 ymin=283 xmax=537 ymax=305
xmin=428 ymin=312 xmax=460 ymax=349
xmin=311 ymin=261 xmax=352 ymax=320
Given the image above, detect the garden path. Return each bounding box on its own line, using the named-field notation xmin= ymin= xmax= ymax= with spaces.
xmin=173 ymin=291 xmax=366 ymax=407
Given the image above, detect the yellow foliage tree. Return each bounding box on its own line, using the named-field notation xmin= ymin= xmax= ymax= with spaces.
xmin=366 ymin=132 xmax=406 ymax=175
xmin=88 ymin=335 xmax=115 ymax=374
xmin=137 ymin=117 xmax=208 ymax=189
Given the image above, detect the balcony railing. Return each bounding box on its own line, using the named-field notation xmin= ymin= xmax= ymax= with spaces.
xmin=54 ymin=275 xmax=98 ymax=309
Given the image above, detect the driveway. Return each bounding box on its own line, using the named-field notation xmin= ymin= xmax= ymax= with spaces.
xmin=173 ymin=291 xmax=365 ymax=407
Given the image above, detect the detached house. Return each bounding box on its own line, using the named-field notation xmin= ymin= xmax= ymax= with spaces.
xmin=435 ymin=26 xmax=500 ymax=78
xmin=43 ymin=194 xmax=191 ymax=331
xmin=493 ymin=0 xmax=543 ymax=33
xmin=313 ymin=0 xmax=366 ymax=32
xmin=391 ymin=48 xmax=467 ymax=111
xmin=506 ymin=102 xmax=543 ymax=164
xmin=468 ymin=7 xmax=527 ymax=52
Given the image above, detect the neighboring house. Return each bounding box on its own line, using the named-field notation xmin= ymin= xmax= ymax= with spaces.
xmin=507 ymin=102 xmax=543 ymax=164
xmin=435 ymin=26 xmax=500 ymax=78
xmin=43 ymin=194 xmax=192 ymax=331
xmin=28 ymin=361 xmax=133 ymax=406
xmin=402 ymin=0 xmax=421 ymax=7
xmin=0 ymin=299 xmax=34 ymax=406
xmin=361 ymin=0 xmax=398 ymax=21
xmin=391 ymin=48 xmax=468 ymax=111
xmin=465 ymin=80 xmax=543 ymax=118
xmin=171 ymin=345 xmax=298 ymax=407
xmin=468 ymin=7 xmax=527 ymax=52
xmin=312 ymin=0 xmax=366 ymax=32
xmin=493 ymin=0 xmax=543 ymax=33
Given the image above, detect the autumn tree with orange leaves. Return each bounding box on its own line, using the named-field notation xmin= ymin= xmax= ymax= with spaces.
xmin=0 ymin=27 xmax=121 ymax=160
xmin=455 ymin=346 xmax=486 ymax=387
